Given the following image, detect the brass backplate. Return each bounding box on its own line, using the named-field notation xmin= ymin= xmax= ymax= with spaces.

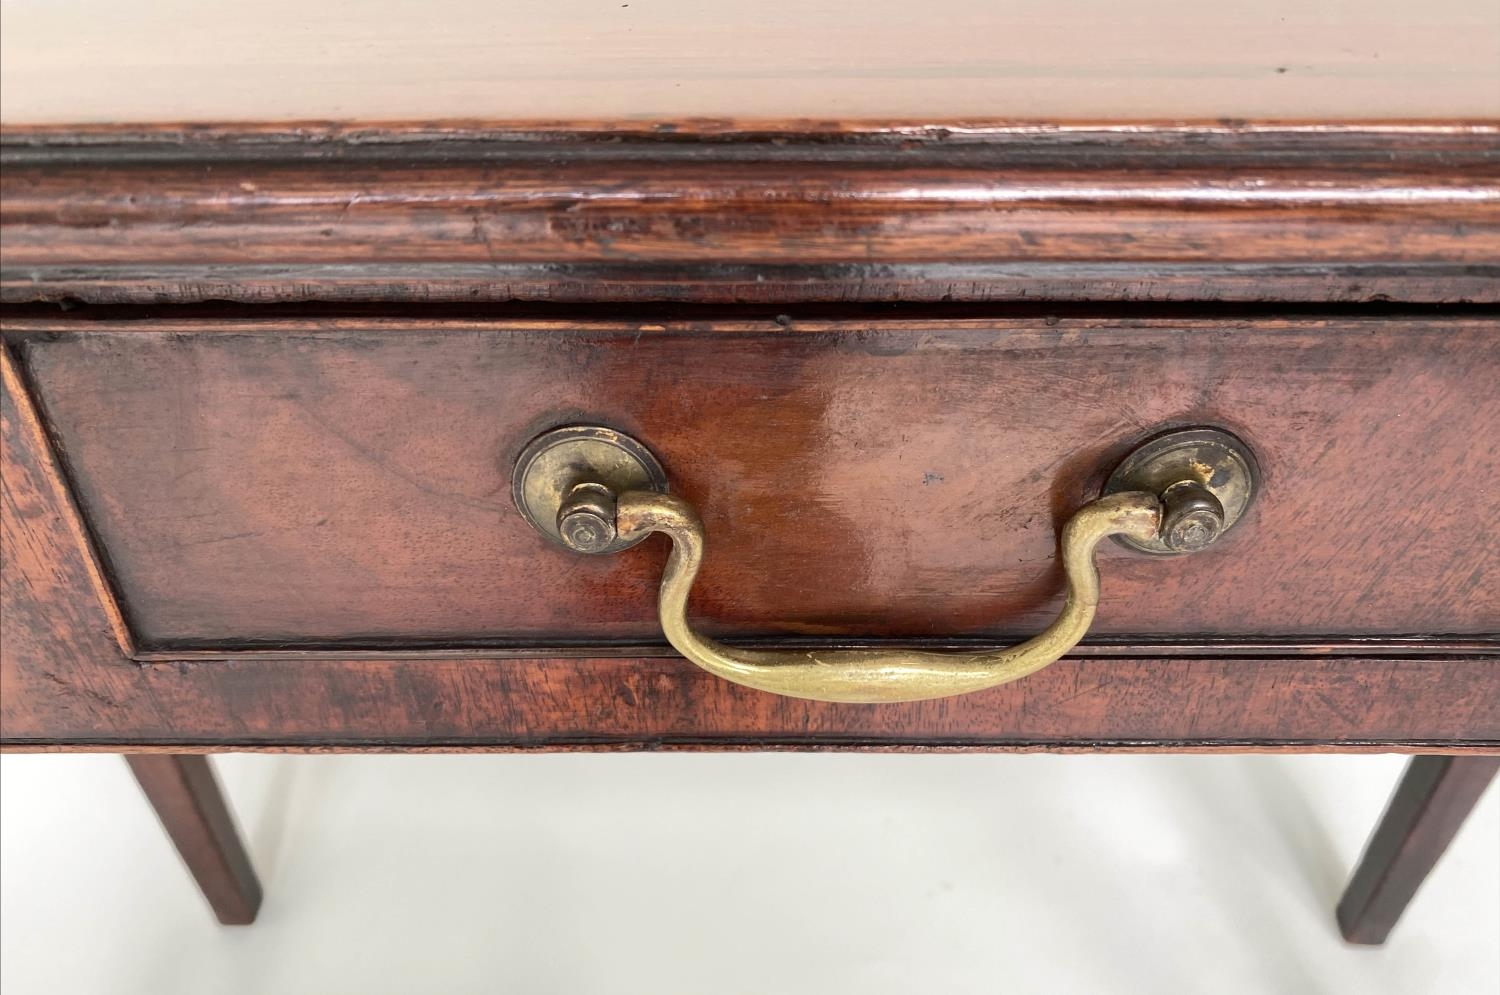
xmin=1103 ymin=427 xmax=1260 ymax=555
xmin=512 ymin=425 xmax=669 ymax=554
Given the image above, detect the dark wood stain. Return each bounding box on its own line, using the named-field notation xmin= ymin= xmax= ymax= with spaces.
xmin=3 ymin=333 xmax=1498 ymax=750
xmin=3 ymin=124 xmax=1497 ymax=306
xmin=2 ymin=123 xmax=1497 ymax=761
xmin=6 ymin=315 xmax=1497 ymax=651
xmin=125 ymin=754 xmax=263 ymax=925
xmin=1337 ymin=756 xmax=1500 ymax=945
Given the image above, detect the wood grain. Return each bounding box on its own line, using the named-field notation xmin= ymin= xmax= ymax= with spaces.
xmin=1 ymin=341 xmax=145 ymax=735
xmin=3 ymin=318 xmax=1499 ymax=751
xmin=3 ymin=654 xmax=1498 ymax=751
xmin=1337 ymin=755 xmax=1500 ymax=944
xmin=3 ymin=122 xmax=1499 ymax=754
xmin=1 ymin=0 xmax=1497 ymax=122
xmin=12 ymin=743 xmax=1500 ymax=756
xmin=3 ymin=124 xmax=1497 ymax=305
xmin=6 ymin=315 xmax=1497 ymax=651
xmin=125 ymin=754 xmax=263 ymax=925
xmin=0 ymin=346 xmax=135 ymax=654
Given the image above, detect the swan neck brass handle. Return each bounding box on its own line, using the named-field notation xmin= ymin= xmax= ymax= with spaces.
xmin=513 ymin=425 xmax=1259 ymax=704
xmin=615 ymin=489 xmax=1160 ymax=703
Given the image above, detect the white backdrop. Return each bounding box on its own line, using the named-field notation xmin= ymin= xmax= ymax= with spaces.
xmin=2 ymin=753 xmax=1496 ymax=994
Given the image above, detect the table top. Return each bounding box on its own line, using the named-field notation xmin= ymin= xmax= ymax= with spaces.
xmin=2 ymin=0 xmax=1497 ymax=125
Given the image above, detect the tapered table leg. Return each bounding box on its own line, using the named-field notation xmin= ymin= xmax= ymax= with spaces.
xmin=126 ymin=754 xmax=263 ymax=925
xmin=1337 ymin=755 xmax=1499 ymax=945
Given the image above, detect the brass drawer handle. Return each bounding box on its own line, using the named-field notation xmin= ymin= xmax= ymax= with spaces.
xmin=514 ymin=426 xmax=1258 ymax=703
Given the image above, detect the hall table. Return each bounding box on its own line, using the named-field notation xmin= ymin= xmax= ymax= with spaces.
xmin=1 ymin=0 xmax=1496 ymax=944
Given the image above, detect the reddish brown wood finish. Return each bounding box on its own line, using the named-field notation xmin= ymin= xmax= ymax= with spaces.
xmin=3 ymin=124 xmax=1497 ymax=305
xmin=2 ymin=342 xmax=1498 ymax=750
xmin=5 ymin=315 xmax=1497 ymax=651
xmin=2 ymin=124 xmax=1499 ymax=755
xmin=3 ymin=655 xmax=1494 ymax=750
xmin=125 ymin=754 xmax=263 ymax=925
xmin=3 ymin=122 xmax=1498 ymax=944
xmin=3 ymin=315 xmax=1499 ymax=751
xmin=1337 ymin=755 xmax=1500 ymax=945
xmin=6 ymin=357 xmax=1497 ymax=753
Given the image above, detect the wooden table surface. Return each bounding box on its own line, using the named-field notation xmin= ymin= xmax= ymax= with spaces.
xmin=2 ymin=0 xmax=1498 ymax=124
xmin=3 ymin=0 xmax=1496 ymax=940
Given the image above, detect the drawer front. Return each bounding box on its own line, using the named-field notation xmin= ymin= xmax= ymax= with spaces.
xmin=8 ymin=314 xmax=1498 ymax=656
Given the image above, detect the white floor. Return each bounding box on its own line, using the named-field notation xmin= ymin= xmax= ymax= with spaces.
xmin=1 ymin=753 xmax=1496 ymax=994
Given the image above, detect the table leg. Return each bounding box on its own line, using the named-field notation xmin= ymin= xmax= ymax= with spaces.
xmin=1337 ymin=755 xmax=1499 ymax=945
xmin=126 ymin=754 xmax=263 ymax=925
